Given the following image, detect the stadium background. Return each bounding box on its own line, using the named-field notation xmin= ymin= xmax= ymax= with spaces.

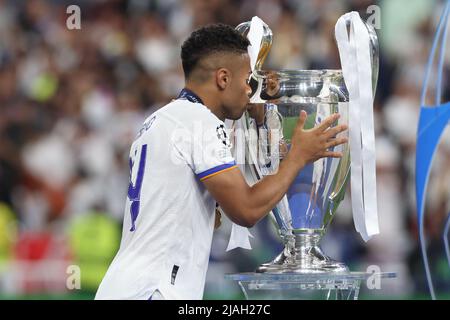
xmin=0 ymin=0 xmax=449 ymax=299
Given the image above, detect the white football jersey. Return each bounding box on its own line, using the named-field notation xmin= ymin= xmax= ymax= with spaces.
xmin=95 ymin=93 xmax=236 ymax=300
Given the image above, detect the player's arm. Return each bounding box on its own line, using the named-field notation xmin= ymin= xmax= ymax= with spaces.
xmin=202 ymin=111 xmax=347 ymax=228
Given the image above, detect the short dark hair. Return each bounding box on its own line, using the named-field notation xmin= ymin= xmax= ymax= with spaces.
xmin=181 ymin=23 xmax=250 ymax=79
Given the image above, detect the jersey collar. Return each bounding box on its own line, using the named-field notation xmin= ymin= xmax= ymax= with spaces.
xmin=177 ymin=88 xmax=204 ymax=105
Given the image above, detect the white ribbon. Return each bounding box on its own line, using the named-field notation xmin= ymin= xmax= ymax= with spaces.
xmin=222 ymin=118 xmax=253 ymax=251
xmin=247 ymin=16 xmax=264 ymax=71
xmin=335 ymin=12 xmax=379 ymax=241
xmin=223 ymin=16 xmax=265 ymax=251
xmin=226 ymin=216 xmax=255 ymax=251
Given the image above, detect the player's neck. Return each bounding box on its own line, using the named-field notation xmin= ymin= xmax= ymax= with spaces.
xmin=184 ymin=84 xmax=225 ymax=121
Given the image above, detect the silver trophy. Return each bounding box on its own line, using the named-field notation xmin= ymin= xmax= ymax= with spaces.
xmin=235 ymin=18 xmax=379 ymax=274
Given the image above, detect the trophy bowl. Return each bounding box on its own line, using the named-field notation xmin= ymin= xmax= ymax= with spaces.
xmin=246 ymin=69 xmax=351 ymax=273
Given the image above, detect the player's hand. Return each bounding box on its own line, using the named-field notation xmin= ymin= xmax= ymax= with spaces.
xmin=289 ymin=111 xmax=348 ymax=166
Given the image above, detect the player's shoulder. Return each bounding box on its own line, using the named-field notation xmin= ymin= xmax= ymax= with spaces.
xmin=159 ymin=99 xmax=224 ymax=127
xmin=134 ymin=99 xmax=225 ymax=143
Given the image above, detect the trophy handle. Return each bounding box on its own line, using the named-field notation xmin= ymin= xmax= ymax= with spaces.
xmin=235 ymin=20 xmax=273 ymax=70
xmin=342 ymin=19 xmax=379 ymax=94
xmin=235 ymin=20 xmax=292 ymax=233
xmin=364 ymin=21 xmax=379 ymax=95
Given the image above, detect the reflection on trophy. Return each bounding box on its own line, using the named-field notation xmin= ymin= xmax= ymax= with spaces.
xmin=234 ymin=16 xmax=379 ymax=274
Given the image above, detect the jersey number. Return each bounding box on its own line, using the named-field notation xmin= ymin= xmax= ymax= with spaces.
xmin=127 ymin=144 xmax=147 ymax=231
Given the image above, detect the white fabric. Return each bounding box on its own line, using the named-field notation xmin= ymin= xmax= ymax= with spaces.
xmin=226 ymin=219 xmax=255 ymax=251
xmin=247 ymin=16 xmax=266 ymax=104
xmin=96 ymin=99 xmax=235 ymax=300
xmin=224 ymin=118 xmax=255 ymax=251
xmin=222 ymin=16 xmax=266 ymax=251
xmin=247 ymin=16 xmax=264 ymax=71
xmin=335 ymin=12 xmax=379 ymax=241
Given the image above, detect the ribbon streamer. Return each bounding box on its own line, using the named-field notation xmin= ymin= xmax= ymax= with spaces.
xmin=224 ymin=16 xmax=265 ymax=251
xmin=335 ymin=12 xmax=379 ymax=241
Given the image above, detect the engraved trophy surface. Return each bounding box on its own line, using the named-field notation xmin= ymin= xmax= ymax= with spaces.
xmin=235 ymin=19 xmax=379 ymax=274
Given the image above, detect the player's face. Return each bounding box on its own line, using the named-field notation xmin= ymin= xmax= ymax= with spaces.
xmin=222 ymin=54 xmax=252 ymax=120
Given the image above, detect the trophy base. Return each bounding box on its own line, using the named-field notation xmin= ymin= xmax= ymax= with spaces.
xmin=225 ymin=272 xmax=397 ymax=300
xmin=256 ymin=232 xmax=349 ymax=274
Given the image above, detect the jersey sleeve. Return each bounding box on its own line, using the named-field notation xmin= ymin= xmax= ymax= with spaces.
xmin=168 ymin=103 xmax=237 ymax=181
xmin=192 ymin=120 xmax=236 ymax=181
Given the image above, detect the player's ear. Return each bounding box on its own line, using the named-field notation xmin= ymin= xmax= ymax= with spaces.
xmin=216 ymin=68 xmax=231 ymax=90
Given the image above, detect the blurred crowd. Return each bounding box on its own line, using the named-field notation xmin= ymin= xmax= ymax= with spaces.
xmin=0 ymin=0 xmax=449 ymax=299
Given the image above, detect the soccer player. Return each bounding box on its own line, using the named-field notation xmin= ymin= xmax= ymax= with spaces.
xmin=95 ymin=23 xmax=347 ymax=300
